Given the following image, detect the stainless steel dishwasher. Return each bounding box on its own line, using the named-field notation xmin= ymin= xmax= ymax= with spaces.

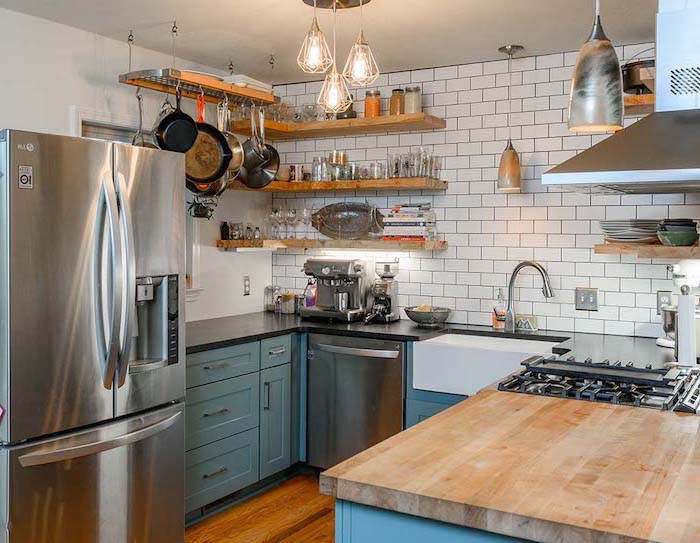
xmin=307 ymin=334 xmax=404 ymax=469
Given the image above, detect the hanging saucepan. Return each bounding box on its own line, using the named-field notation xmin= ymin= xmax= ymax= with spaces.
xmin=186 ymin=172 xmax=230 ymax=198
xmin=185 ymin=91 xmax=233 ymax=186
xmin=245 ymin=108 xmax=280 ymax=189
xmin=217 ymin=97 xmax=244 ymax=176
xmin=132 ymin=88 xmax=158 ymax=149
xmin=238 ymin=104 xmax=269 ymax=186
xmin=152 ymin=86 xmax=198 ymax=153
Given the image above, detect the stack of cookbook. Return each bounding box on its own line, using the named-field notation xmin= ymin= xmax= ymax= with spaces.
xmin=382 ymin=203 xmax=437 ymax=241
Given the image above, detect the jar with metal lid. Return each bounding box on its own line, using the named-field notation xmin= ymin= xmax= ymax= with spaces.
xmin=364 ymin=90 xmax=381 ymax=118
xmin=281 ymin=292 xmax=296 ymax=315
xmin=405 ymin=86 xmax=422 ymax=114
xmin=389 ymin=89 xmax=405 ymax=116
xmin=264 ymin=285 xmax=281 ymax=312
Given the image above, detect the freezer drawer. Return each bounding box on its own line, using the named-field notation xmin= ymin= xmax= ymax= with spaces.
xmin=0 ymin=403 xmax=184 ymax=543
xmin=307 ymin=334 xmax=404 ymax=469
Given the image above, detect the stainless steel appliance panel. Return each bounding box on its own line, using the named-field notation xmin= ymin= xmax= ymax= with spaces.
xmin=307 ymin=334 xmax=403 ymax=469
xmin=0 ymin=403 xmax=184 ymax=543
xmin=113 ymin=144 xmax=186 ymax=417
xmin=2 ymin=131 xmax=117 ymax=443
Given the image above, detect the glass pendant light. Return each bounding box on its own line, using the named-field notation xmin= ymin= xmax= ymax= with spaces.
xmin=497 ymin=45 xmax=523 ymax=192
xmin=318 ymin=1 xmax=353 ymax=114
xmin=568 ymin=0 xmax=623 ymax=133
xmin=342 ymin=0 xmax=379 ymax=86
xmin=297 ymin=0 xmax=333 ymax=74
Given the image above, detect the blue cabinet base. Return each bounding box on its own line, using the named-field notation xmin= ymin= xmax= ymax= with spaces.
xmin=335 ymin=500 xmax=530 ymax=543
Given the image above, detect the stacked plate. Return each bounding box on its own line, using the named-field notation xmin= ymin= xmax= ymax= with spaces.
xmin=599 ymin=220 xmax=660 ymax=244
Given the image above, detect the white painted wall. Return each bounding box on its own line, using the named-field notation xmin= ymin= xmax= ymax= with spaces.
xmin=0 ymin=7 xmax=272 ymax=321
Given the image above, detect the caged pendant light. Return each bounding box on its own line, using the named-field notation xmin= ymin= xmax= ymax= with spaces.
xmin=568 ymin=0 xmax=624 ymax=133
xmin=318 ymin=1 xmax=353 ymax=114
xmin=297 ymin=0 xmax=334 ymax=74
xmin=497 ymin=45 xmax=524 ymax=192
xmin=342 ymin=0 xmax=379 ymax=86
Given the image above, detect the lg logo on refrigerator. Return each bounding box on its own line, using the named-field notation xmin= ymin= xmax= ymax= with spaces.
xmin=18 ymin=165 xmax=33 ymax=189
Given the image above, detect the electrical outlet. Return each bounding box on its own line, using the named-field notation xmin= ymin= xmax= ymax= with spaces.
xmin=243 ymin=275 xmax=251 ymax=296
xmin=575 ymin=287 xmax=598 ymax=311
xmin=657 ymin=290 xmax=673 ymax=315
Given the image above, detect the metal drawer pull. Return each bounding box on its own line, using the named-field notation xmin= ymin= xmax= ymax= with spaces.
xmin=202 ymin=467 xmax=229 ymax=480
xmin=203 ymin=362 xmax=231 ymax=371
xmin=263 ymin=382 xmax=270 ymax=410
xmin=202 ymin=407 xmax=230 ymax=418
xmin=269 ymin=347 xmax=286 ymax=356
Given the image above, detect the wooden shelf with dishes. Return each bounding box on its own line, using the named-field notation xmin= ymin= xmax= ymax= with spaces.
xmin=624 ymin=94 xmax=655 ymax=116
xmin=119 ymin=69 xmax=276 ymax=105
xmin=227 ymin=177 xmax=447 ymax=192
xmin=230 ymin=113 xmax=447 ymax=140
xmin=594 ymin=243 xmax=700 ymax=259
xmin=216 ymin=239 xmax=448 ymax=251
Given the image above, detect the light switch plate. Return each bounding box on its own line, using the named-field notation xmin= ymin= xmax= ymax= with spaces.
xmin=575 ymin=287 xmax=598 ymax=311
xmin=243 ymin=275 xmax=251 ymax=296
xmin=657 ymin=290 xmax=673 ymax=315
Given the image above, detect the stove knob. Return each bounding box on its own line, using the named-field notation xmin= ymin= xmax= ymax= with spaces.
xmin=613 ymin=360 xmax=622 ymax=366
xmin=626 ymin=362 xmax=634 ymax=367
xmin=602 ymin=359 xmax=610 ymax=365
xmin=646 ymin=364 xmax=653 ymax=369
xmin=585 ymin=357 xmax=592 ymax=364
xmin=567 ymin=356 xmax=575 ymax=362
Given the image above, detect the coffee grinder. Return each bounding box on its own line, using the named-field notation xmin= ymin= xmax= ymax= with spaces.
xmin=365 ymin=260 xmax=400 ymax=324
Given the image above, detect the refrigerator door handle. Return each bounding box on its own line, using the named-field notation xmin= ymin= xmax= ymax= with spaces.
xmin=114 ymin=171 xmax=136 ymax=388
xmin=96 ymin=174 xmax=123 ymax=389
xmin=18 ymin=411 xmax=181 ymax=467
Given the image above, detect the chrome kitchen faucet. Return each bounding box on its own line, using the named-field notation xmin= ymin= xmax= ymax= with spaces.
xmin=506 ymin=261 xmax=555 ymax=332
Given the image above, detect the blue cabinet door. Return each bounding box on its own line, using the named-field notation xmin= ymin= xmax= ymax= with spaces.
xmin=259 ymin=363 xmax=292 ymax=479
xmin=405 ymin=399 xmax=453 ymax=428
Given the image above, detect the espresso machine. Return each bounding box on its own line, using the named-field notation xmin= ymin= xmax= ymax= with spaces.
xmin=300 ymin=258 xmax=369 ymax=322
xmin=365 ymin=260 xmax=400 ymax=324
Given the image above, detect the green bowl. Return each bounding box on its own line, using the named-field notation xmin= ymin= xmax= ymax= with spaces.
xmin=657 ymin=231 xmax=699 ymax=246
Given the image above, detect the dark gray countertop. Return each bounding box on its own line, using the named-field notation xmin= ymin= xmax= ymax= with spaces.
xmin=186 ymin=312 xmax=677 ymax=368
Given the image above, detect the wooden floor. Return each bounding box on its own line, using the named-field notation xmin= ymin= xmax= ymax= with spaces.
xmin=185 ymin=471 xmax=335 ymax=543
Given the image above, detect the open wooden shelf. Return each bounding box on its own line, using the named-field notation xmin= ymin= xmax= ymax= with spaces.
xmin=624 ymin=94 xmax=655 ymax=116
xmin=217 ymin=239 xmax=448 ymax=251
xmin=595 ymin=243 xmax=700 ymax=259
xmin=119 ymin=68 xmax=276 ymax=105
xmin=230 ymin=113 xmax=446 ymax=140
xmin=227 ymin=177 xmax=447 ymax=192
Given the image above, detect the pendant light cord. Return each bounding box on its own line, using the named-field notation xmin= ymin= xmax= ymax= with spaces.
xmin=332 ymin=0 xmax=337 ymax=67
xmin=595 ymin=0 xmax=600 ymax=17
xmin=360 ymin=0 xmax=363 ymax=32
xmin=507 ymin=50 xmax=512 ymax=142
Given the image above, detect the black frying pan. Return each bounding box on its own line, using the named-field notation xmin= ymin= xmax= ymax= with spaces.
xmin=185 ymin=122 xmax=233 ymax=185
xmin=153 ymin=89 xmax=199 ymax=153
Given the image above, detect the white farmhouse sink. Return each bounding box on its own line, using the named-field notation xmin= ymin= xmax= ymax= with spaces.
xmin=413 ymin=334 xmax=561 ymax=396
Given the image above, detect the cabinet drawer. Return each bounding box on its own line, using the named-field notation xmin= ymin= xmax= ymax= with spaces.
xmin=260 ymin=335 xmax=292 ymax=369
xmin=186 ymin=343 xmax=260 ymax=389
xmin=185 ymin=373 xmax=260 ymax=451
xmin=185 ymin=428 xmax=260 ymax=513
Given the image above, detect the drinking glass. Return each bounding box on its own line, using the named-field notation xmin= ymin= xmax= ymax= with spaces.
xmin=388 ymin=154 xmax=401 ymax=178
xmin=432 ymin=156 xmax=443 ymax=180
xmin=284 ymin=209 xmax=298 ymax=239
xmin=269 ymin=209 xmax=282 ymax=239
xmin=301 ymin=208 xmax=312 ymax=238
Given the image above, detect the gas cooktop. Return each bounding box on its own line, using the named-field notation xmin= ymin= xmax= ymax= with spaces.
xmin=498 ymin=355 xmax=700 ymax=413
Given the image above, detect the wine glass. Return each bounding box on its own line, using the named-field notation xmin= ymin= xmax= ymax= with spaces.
xmin=269 ymin=209 xmax=281 ymax=239
xmin=300 ymin=208 xmax=312 ymax=239
xmin=284 ymin=209 xmax=298 ymax=240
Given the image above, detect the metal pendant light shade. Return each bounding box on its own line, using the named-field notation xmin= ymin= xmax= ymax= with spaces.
xmin=297 ymin=11 xmax=333 ymax=73
xmin=497 ymin=44 xmax=523 ymax=192
xmin=568 ymin=1 xmax=623 ymax=133
xmin=318 ymin=67 xmax=353 ymax=113
xmin=343 ymin=31 xmax=380 ymax=86
xmin=498 ymin=140 xmax=522 ymax=192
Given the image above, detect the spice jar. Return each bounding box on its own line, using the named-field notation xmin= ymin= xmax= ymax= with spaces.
xmin=405 ymin=86 xmax=422 ymax=114
xmin=281 ymin=292 xmax=296 ymax=315
xmin=389 ymin=89 xmax=405 ymax=116
xmin=364 ymin=90 xmax=381 ymax=118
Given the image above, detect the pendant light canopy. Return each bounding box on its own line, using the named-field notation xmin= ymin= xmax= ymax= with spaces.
xmin=318 ymin=2 xmax=353 ymax=113
xmin=497 ymin=45 xmax=523 ymax=192
xmin=297 ymin=1 xmax=333 ymax=74
xmin=342 ymin=0 xmax=379 ymax=86
xmin=568 ymin=0 xmax=623 ymax=133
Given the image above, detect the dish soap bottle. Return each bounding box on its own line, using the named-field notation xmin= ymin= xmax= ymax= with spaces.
xmin=493 ymin=289 xmax=506 ymax=330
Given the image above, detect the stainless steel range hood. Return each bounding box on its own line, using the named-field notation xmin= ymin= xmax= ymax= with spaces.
xmin=542 ymin=0 xmax=700 ymax=194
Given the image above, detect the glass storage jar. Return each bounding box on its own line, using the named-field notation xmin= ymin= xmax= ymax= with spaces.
xmin=364 ymin=90 xmax=381 ymax=118
xmin=281 ymin=292 xmax=296 ymax=315
xmin=264 ymin=285 xmax=281 ymax=312
xmin=405 ymin=86 xmax=422 ymax=114
xmin=389 ymin=89 xmax=405 ymax=115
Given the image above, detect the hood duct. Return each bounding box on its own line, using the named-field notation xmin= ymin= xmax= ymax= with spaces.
xmin=542 ymin=0 xmax=700 ymax=193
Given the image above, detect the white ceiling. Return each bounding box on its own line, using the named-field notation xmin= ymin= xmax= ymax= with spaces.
xmin=0 ymin=0 xmax=657 ymax=84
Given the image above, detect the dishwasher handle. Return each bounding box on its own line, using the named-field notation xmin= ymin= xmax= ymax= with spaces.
xmin=312 ymin=343 xmax=400 ymax=359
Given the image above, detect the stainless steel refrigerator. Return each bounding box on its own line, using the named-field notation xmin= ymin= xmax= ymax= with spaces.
xmin=0 ymin=130 xmax=186 ymax=543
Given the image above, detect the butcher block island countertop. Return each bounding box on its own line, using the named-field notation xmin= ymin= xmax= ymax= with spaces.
xmin=320 ymin=389 xmax=700 ymax=543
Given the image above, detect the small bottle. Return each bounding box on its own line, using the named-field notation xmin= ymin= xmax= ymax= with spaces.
xmin=493 ymin=289 xmax=507 ymax=330
xmin=245 ymin=224 xmax=253 ymax=240
xmin=254 ymin=226 xmax=261 ymax=239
